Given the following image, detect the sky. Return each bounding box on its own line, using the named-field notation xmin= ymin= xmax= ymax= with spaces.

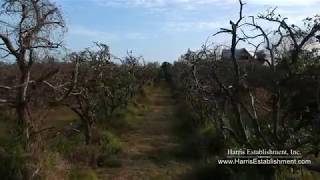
xmin=53 ymin=0 xmax=320 ymax=62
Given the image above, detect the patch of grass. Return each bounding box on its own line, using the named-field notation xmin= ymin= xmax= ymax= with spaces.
xmin=68 ymin=167 xmax=98 ymax=180
xmin=106 ymin=102 xmax=148 ymax=130
xmin=172 ymin=102 xmax=203 ymax=159
xmin=0 ymin=138 xmax=26 ymax=180
xmin=68 ymin=145 xmax=100 ymax=167
xmin=97 ymin=130 xmax=123 ymax=168
xmin=38 ymin=151 xmax=69 ymax=179
xmin=135 ymin=88 xmax=149 ymax=103
xmin=100 ymin=130 xmax=123 ymax=155
xmin=0 ymin=114 xmax=30 ymax=180
xmin=122 ymin=105 xmax=143 ymax=124
xmin=98 ymin=84 xmax=155 ymax=131
xmin=172 ymin=102 xmax=197 ymax=138
xmin=107 ymin=110 xmax=139 ymax=130
xmin=52 ymin=133 xmax=83 ymax=156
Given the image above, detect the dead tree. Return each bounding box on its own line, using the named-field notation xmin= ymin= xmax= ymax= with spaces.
xmin=170 ymin=1 xmax=320 ymax=176
xmin=66 ymin=44 xmax=111 ymax=145
xmin=258 ymin=9 xmax=320 ymax=70
xmin=243 ymin=16 xmax=286 ymax=141
xmin=244 ymin=10 xmax=320 ymax=143
xmin=210 ymin=0 xmax=249 ymax=145
xmin=205 ymin=2 xmax=320 ymax=149
xmin=0 ymin=0 xmax=65 ymax=148
xmin=44 ymin=43 xmax=112 ymax=145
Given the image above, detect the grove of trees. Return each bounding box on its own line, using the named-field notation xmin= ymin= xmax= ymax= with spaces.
xmin=0 ymin=0 xmax=159 ymax=179
xmin=1 ymin=0 xmax=320 ymax=179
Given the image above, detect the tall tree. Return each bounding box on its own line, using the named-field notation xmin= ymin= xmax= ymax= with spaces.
xmin=0 ymin=0 xmax=65 ymax=148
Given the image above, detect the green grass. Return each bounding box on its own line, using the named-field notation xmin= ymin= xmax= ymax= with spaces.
xmin=100 ymin=130 xmax=123 ymax=155
xmin=69 ymin=168 xmax=98 ymax=180
xmin=52 ymin=133 xmax=83 ymax=155
xmin=104 ymin=95 xmax=151 ymax=130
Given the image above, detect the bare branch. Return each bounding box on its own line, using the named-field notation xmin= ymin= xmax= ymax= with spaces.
xmin=0 ymin=33 xmax=18 ymax=57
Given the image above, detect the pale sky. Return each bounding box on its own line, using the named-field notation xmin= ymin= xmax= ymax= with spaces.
xmin=53 ymin=0 xmax=320 ymax=62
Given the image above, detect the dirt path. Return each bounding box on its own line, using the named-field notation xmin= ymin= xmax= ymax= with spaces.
xmin=97 ymin=83 xmax=192 ymax=180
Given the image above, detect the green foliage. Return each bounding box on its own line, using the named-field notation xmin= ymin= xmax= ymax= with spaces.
xmin=100 ymin=130 xmax=123 ymax=155
xmin=0 ymin=113 xmax=29 ymax=180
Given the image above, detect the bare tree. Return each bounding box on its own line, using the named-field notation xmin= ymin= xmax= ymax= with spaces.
xmin=0 ymin=0 xmax=65 ymax=148
xmin=211 ymin=0 xmax=250 ymax=145
xmin=206 ymin=2 xmax=320 ymax=149
xmin=244 ymin=10 xmax=320 ymax=142
xmin=258 ymin=9 xmax=320 ymax=70
xmin=169 ymin=1 xmax=320 ymax=177
xmin=58 ymin=43 xmax=111 ymax=145
xmin=243 ymin=16 xmax=286 ymax=140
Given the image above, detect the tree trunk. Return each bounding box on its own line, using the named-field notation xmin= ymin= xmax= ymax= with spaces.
xmin=16 ymin=68 xmax=32 ymax=149
xmin=84 ymin=122 xmax=92 ymax=145
xmin=84 ymin=115 xmax=95 ymax=145
xmin=15 ymin=68 xmax=34 ymax=180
